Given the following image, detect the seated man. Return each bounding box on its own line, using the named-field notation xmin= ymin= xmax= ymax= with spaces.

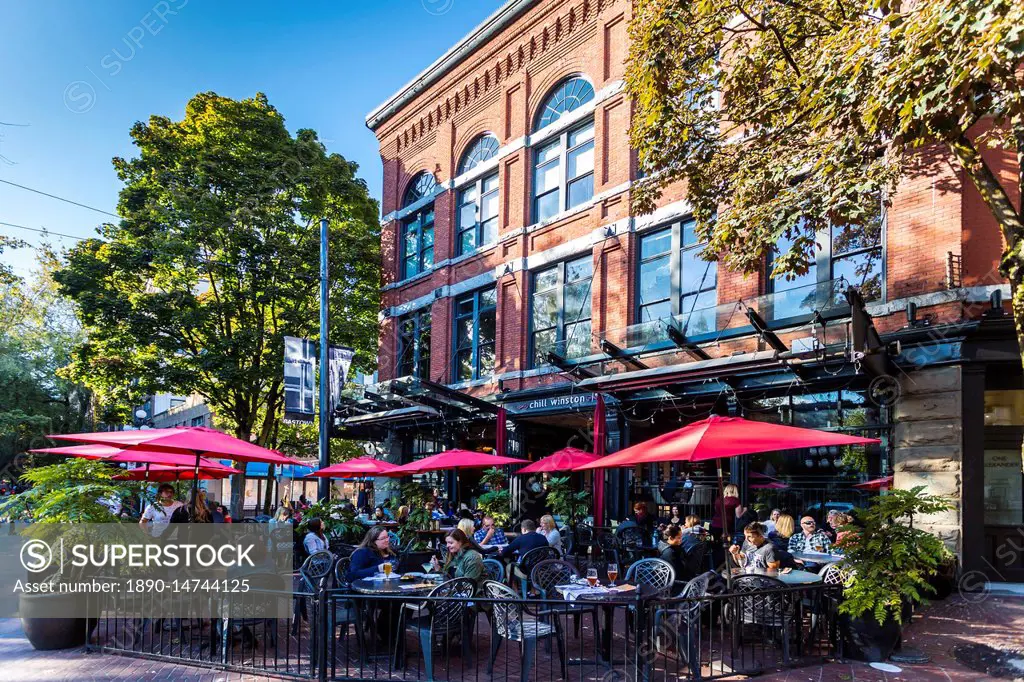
xmin=787 ymin=516 xmax=833 ymax=554
xmin=499 ymin=519 xmax=549 ymax=563
xmin=729 ymin=522 xmax=780 ymax=571
xmin=473 ymin=514 xmax=507 ymax=546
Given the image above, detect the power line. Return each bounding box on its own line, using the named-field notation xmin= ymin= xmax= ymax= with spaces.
xmin=0 ymin=220 xmax=88 ymax=242
xmin=0 ymin=178 xmax=119 ymax=218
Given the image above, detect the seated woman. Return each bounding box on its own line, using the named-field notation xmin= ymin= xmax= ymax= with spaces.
xmin=659 ymin=525 xmax=689 ymax=581
xmin=430 ymin=529 xmax=484 ymax=587
xmin=347 ymin=526 xmax=399 ymax=582
xmin=767 ymin=513 xmax=802 ymax=569
xmin=540 ymin=515 xmax=562 ymax=553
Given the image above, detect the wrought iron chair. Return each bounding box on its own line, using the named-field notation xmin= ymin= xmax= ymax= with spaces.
xmin=654 ymin=571 xmax=714 ymax=676
xmin=596 ymin=532 xmax=622 ymax=566
xmin=400 ymin=577 xmax=476 ymax=681
xmin=530 ymin=559 xmax=601 ymax=641
xmin=572 ymin=523 xmax=595 ymax=558
xmin=482 ymin=558 xmax=505 ymax=583
xmin=682 ymin=541 xmax=710 ymax=582
xmin=732 ymin=574 xmax=798 ymax=664
xmin=217 ymin=572 xmax=286 ymax=652
xmin=513 ymin=546 xmax=561 ymax=598
xmin=813 ymin=562 xmax=851 ymax=642
xmin=293 ymin=550 xmax=334 ymax=635
xmin=625 ymin=557 xmax=676 ymax=596
xmin=485 ymin=580 xmax=567 ymax=682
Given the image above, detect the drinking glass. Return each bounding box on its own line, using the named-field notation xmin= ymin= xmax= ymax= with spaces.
xmin=586 ymin=568 xmax=599 ymax=587
xmin=607 ymin=563 xmax=619 ymax=586
xmin=383 ymin=562 xmax=393 ymax=579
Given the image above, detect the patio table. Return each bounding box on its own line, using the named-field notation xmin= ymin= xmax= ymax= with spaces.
xmin=791 ymin=551 xmax=844 ymax=565
xmin=350 ymin=574 xmax=442 ymax=664
xmin=727 ymin=567 xmax=822 ymax=585
xmin=555 ymin=582 xmax=658 ymax=666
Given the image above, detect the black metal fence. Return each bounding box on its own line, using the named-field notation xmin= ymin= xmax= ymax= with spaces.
xmin=85 ymin=576 xmax=841 ymax=681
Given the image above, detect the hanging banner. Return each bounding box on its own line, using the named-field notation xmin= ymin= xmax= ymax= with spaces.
xmin=283 ymin=336 xmax=316 ymax=423
xmin=328 ymin=345 xmax=355 ymax=416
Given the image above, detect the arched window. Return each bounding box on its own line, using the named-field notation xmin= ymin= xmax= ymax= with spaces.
xmin=455 ymin=135 xmax=501 ymax=255
xmin=532 ymin=77 xmax=596 ymax=222
xmin=458 ymin=134 xmax=500 ymax=175
xmin=401 ymin=172 xmax=438 ymax=279
xmin=534 ymin=76 xmax=595 ymax=131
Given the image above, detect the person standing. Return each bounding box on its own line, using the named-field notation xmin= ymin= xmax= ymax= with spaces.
xmin=139 ymin=484 xmax=184 ymax=536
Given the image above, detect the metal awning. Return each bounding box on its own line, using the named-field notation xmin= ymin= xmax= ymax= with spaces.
xmin=338 ymin=405 xmax=439 ymax=426
xmin=575 ymin=350 xmax=782 ymax=394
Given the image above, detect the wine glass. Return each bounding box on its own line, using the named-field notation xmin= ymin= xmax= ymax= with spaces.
xmin=607 ymin=562 xmax=619 ymax=586
xmin=586 ymin=567 xmax=599 ymax=587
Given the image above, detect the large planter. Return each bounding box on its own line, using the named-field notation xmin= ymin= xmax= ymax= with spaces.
xmin=19 ymin=592 xmax=97 ymax=651
xmin=928 ymin=558 xmax=957 ymax=600
xmin=839 ymin=601 xmax=912 ymax=662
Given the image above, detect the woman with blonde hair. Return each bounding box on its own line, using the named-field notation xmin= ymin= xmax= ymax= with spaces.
xmin=539 ymin=514 xmax=562 ymax=553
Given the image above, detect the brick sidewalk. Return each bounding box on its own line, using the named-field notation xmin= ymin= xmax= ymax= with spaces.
xmin=1 ymin=594 xmax=1021 ymax=681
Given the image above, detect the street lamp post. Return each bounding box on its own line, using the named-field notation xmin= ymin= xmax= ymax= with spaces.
xmin=318 ymin=217 xmax=330 ymax=502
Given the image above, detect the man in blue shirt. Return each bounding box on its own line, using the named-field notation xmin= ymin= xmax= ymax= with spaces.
xmin=499 ymin=519 xmax=549 ymax=562
xmin=473 ymin=515 xmax=507 ymax=546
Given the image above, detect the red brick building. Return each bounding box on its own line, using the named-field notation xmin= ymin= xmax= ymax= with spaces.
xmin=348 ymin=0 xmax=1023 ymax=582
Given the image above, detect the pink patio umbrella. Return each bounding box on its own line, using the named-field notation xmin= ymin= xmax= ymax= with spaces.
xmin=516 ymin=447 xmax=599 ymax=474
xmin=114 ymin=464 xmax=235 ymax=482
xmin=853 ymin=475 xmax=893 ymax=491
xmin=306 ymin=457 xmax=401 ymax=478
xmin=30 ymin=444 xmax=236 ymax=469
xmin=391 ymin=449 xmax=528 ymax=475
xmin=749 ymin=481 xmax=790 ymax=490
xmin=49 ymin=426 xmax=302 ymax=509
xmin=577 ymin=415 xmax=879 ymax=582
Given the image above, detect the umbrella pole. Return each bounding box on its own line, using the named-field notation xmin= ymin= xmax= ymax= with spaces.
xmin=190 ymin=451 xmax=201 ymax=511
xmin=717 ymin=459 xmax=732 ymax=589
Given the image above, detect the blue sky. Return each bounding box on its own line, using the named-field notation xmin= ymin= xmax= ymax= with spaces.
xmin=0 ymin=0 xmax=502 ymax=277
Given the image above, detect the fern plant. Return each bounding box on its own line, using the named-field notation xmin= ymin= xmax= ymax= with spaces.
xmin=476 ymin=490 xmax=511 ymax=527
xmin=0 ymin=458 xmax=132 ymax=524
xmin=837 ymin=486 xmax=951 ymax=625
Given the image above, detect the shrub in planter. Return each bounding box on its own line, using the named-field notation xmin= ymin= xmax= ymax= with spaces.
xmin=837 ymin=486 xmax=950 ymax=662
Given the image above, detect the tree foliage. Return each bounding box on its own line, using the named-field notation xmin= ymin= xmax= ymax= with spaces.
xmin=55 ymin=92 xmax=381 ymax=447
xmin=627 ymin=0 xmax=1023 ymax=349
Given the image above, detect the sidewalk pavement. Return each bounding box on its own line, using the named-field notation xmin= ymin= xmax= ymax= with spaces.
xmin=0 ymin=594 xmax=1021 ymax=681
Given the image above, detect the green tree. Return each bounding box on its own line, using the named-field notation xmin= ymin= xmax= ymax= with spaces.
xmin=56 ymin=92 xmax=380 ymax=512
xmin=0 ymin=246 xmax=92 ymax=473
xmin=627 ymin=0 xmax=1023 ymax=355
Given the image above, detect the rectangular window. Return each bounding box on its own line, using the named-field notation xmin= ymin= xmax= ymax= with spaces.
xmin=770 ymin=208 xmax=884 ymax=322
xmin=533 ymin=120 xmax=595 ymax=223
xmin=456 ymin=172 xmax=499 ymax=256
xmin=402 ymin=206 xmax=435 ymax=279
xmin=190 ymin=415 xmax=205 ymax=427
xmin=636 ymin=218 xmax=717 ymax=339
xmin=397 ymin=309 xmax=431 ymax=379
xmin=453 ymin=287 xmax=497 ymax=382
xmin=531 ymin=256 xmax=593 ymax=366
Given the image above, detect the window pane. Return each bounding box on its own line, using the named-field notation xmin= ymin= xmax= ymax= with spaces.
xmin=641 ymin=229 xmax=672 ymax=259
xmin=456 ymin=317 xmax=473 ymax=349
xmin=479 ymin=309 xmax=496 ymax=343
xmin=639 ymin=255 xmax=671 ymax=306
xmin=567 ymin=173 xmax=594 ymax=208
xmin=535 ymin=158 xmax=561 ymax=193
xmin=564 ymin=280 xmax=591 ymax=322
xmin=567 ymin=257 xmax=593 ymax=282
xmin=681 ymin=219 xmax=699 ymax=247
xmin=535 ymin=191 xmax=560 ymax=221
xmin=639 ymin=300 xmax=672 ymax=323
xmin=532 ymin=290 xmax=558 ymax=329
xmin=479 ymin=343 xmax=495 ymax=376
xmin=565 ymin=320 xmax=592 ymax=358
xmin=568 ymin=123 xmax=594 ymax=147
xmin=404 ymin=257 xmax=417 ymax=278
xmin=533 ymin=328 xmax=556 ymax=366
xmin=480 ymin=287 xmax=497 ymax=308
xmin=984 ymin=446 xmax=1023 ymax=525
xmin=457 ymin=296 xmax=474 ymax=315
xmin=681 ymin=248 xmax=717 ymax=294
xmin=459 ymin=229 xmax=477 ymax=254
xmin=535 ymin=268 xmax=558 ymax=292
xmin=422 ymin=247 xmax=434 ymax=269
xmin=679 ymin=290 xmax=717 ymax=335
xmin=536 ymin=139 xmax=561 ymax=164
xmin=481 ymin=190 xmax=499 ymax=222
xmin=567 ymin=140 xmax=594 ymax=180
xmin=481 ymin=218 xmax=497 ymax=245
xmin=460 ymin=184 xmax=478 ymax=204
xmin=833 ymin=214 xmax=882 ymax=255
xmin=404 ymin=228 xmax=417 ymax=253
xmin=833 ymin=249 xmax=882 ymax=302
xmin=422 ymin=226 xmax=434 ymax=248
xmin=456 ymin=349 xmax=474 ymax=382
xmin=482 ymin=173 xmax=499 ymax=193
xmin=459 ymin=202 xmax=477 ymax=232
xmin=421 ymin=207 xmax=434 ymax=226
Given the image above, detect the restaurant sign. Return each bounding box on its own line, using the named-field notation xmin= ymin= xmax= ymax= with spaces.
xmin=504 ymin=393 xmax=611 ymax=415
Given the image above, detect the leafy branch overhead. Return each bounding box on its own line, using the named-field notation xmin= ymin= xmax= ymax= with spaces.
xmin=55 ymin=92 xmax=381 ymax=445
xmin=627 ymin=0 xmax=1022 ymax=314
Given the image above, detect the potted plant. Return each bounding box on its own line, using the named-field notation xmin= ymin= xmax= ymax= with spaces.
xmin=836 ymin=486 xmax=950 ymax=662
xmin=545 ymin=475 xmax=590 ymax=525
xmin=299 ymin=498 xmax=365 ymax=552
xmin=0 ymin=458 xmax=135 ymax=650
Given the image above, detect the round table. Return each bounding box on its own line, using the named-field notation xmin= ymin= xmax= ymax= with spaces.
xmin=350 ymin=576 xmax=440 ymax=596
xmin=791 ymin=551 xmax=844 ymax=565
xmin=729 ymin=568 xmax=822 ymax=585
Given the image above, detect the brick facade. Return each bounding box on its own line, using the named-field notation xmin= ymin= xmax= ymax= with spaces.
xmin=367 ymin=0 xmax=1020 ymax=398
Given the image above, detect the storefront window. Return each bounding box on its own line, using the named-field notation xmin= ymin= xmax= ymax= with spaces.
xmin=531 ymin=256 xmax=593 ymax=366
xmin=397 ymin=309 xmax=431 ymax=379
xmin=985 ymin=390 xmax=1024 ymax=426
xmin=453 ymin=287 xmax=497 ymax=382
xmin=984 ymin=448 xmax=1023 ymax=526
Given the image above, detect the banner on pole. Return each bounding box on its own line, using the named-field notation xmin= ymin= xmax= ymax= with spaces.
xmin=328 ymin=346 xmax=355 ymax=416
xmin=283 ymin=336 xmax=316 ymax=423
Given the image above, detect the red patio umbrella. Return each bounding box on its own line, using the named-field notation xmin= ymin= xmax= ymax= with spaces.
xmin=49 ymin=426 xmax=302 ymax=509
xmin=30 ymin=444 xmax=236 ymax=470
xmin=516 ymin=447 xmax=599 ymax=475
xmin=577 ymin=415 xmax=879 ymax=582
xmin=749 ymin=481 xmax=790 ymax=490
xmin=306 ymin=457 xmax=401 ymax=478
xmin=853 ymin=475 xmax=893 ymax=491
xmin=114 ymin=464 xmax=235 ymax=482
xmin=391 ymin=449 xmax=528 ymax=475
